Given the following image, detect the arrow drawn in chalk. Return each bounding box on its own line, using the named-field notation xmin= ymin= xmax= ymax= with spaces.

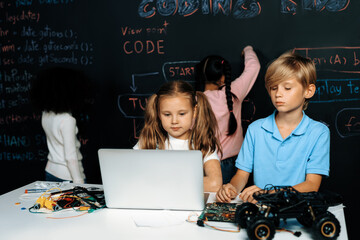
xmin=130 ymin=72 xmax=159 ymax=92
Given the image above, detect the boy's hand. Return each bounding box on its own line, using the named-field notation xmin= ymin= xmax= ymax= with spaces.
xmin=239 ymin=185 xmax=261 ymax=203
xmin=216 ymin=183 xmax=238 ymax=203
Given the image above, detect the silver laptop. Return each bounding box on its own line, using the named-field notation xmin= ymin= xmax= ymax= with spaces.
xmin=98 ymin=149 xmax=206 ymax=211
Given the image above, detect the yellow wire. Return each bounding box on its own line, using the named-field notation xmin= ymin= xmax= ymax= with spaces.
xmin=39 ymin=187 xmax=62 ymax=198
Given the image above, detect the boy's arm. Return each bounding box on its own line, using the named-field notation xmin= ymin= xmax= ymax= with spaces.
xmin=216 ymin=169 xmax=250 ymax=202
xmin=293 ymin=125 xmax=329 ymax=192
xmin=239 ymin=185 xmax=262 ymax=203
xmin=293 ymin=173 xmax=322 ymax=192
xmin=230 ymin=169 xmax=250 ymax=193
xmin=240 ymin=174 xmax=322 ymax=203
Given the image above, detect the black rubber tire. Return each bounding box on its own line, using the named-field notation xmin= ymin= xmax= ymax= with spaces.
xmin=312 ymin=211 xmax=341 ymax=240
xmin=247 ymin=216 xmax=276 ymax=240
xmin=235 ymin=202 xmax=258 ymax=228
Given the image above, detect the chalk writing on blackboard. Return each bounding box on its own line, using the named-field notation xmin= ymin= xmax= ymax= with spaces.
xmin=4 ymin=10 xmax=40 ymax=24
xmin=0 ymin=150 xmax=46 ymax=161
xmin=282 ymin=0 xmax=350 ymax=14
xmin=123 ymin=40 xmax=165 ymax=55
xmin=0 ymin=0 xmax=92 ymax=162
xmin=1 ymin=21 xmax=94 ymax=67
xmin=118 ymin=72 xmax=163 ymax=137
xmin=242 ymin=98 xmax=256 ymax=123
xmin=118 ymin=93 xmax=150 ymax=119
xmin=118 ymin=72 xmax=161 ymax=117
xmin=281 ymin=0 xmax=297 ymax=15
xmin=162 ymin=60 xmax=199 ymax=83
xmin=294 ymin=46 xmax=360 ymax=74
xmin=1 ymin=14 xmax=94 ymax=107
xmin=15 ymin=0 xmax=75 ymax=7
xmin=138 ymin=0 xmax=261 ymax=19
xmin=0 ymin=113 xmax=40 ymax=125
xmin=117 ymin=61 xmax=258 ymax=139
xmin=302 ymin=0 xmax=350 ymax=12
xmin=313 ymin=79 xmax=360 ymax=103
xmin=121 ymin=21 xmax=169 ymax=36
xmin=121 ymin=21 xmax=168 ymax=55
xmin=138 ymin=0 xmax=350 ymax=19
xmin=335 ymin=108 xmax=360 ymax=138
xmin=0 ymin=132 xmax=47 ymax=161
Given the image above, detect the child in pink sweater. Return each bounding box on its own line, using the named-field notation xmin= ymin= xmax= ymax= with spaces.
xmin=195 ymin=46 xmax=260 ymax=184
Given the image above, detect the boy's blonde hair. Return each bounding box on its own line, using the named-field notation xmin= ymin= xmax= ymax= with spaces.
xmin=265 ymin=51 xmax=316 ymax=110
xmin=138 ymin=80 xmax=222 ymax=159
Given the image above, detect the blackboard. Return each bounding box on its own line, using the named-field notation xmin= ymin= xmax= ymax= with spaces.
xmin=1 ymin=1 xmax=359 ymax=238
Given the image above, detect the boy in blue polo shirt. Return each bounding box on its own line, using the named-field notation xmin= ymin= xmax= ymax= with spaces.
xmin=216 ymin=51 xmax=330 ymax=203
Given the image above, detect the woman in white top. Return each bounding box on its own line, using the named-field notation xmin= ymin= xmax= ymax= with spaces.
xmin=31 ymin=67 xmax=92 ymax=184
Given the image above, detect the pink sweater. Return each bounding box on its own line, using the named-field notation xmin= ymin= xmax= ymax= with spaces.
xmin=204 ymin=46 xmax=260 ymax=160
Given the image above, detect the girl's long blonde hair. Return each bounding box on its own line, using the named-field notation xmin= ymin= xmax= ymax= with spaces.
xmin=138 ymin=80 xmax=222 ymax=158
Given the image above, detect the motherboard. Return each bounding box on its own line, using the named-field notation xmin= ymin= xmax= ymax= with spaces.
xmin=198 ymin=202 xmax=241 ymax=223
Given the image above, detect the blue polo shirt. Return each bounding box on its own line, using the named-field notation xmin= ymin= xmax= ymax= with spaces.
xmin=235 ymin=111 xmax=330 ymax=189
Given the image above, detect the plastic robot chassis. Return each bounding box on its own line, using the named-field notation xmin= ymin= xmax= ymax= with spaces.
xmin=235 ymin=185 xmax=343 ymax=240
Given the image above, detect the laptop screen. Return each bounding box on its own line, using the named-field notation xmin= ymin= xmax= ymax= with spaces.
xmin=98 ymin=149 xmax=205 ymax=211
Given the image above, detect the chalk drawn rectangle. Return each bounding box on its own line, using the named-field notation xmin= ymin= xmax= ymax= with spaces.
xmin=118 ymin=94 xmax=150 ymax=118
xmin=294 ymin=46 xmax=360 ymax=73
xmin=162 ymin=61 xmax=199 ymax=83
xmin=130 ymin=72 xmax=161 ymax=93
xmin=312 ymin=78 xmax=360 ymax=103
xmin=335 ymin=108 xmax=360 ymax=138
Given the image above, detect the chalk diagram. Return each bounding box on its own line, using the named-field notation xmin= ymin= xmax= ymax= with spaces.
xmin=293 ymin=46 xmax=360 ymax=138
xmin=117 ymin=61 xmax=199 ymax=138
xmin=312 ymin=79 xmax=360 ymax=103
xmin=117 ymin=60 xmax=200 ymax=119
xmin=162 ymin=60 xmax=199 ymax=85
xmin=117 ymin=72 xmax=160 ymax=119
xmin=335 ymin=108 xmax=360 ymax=138
xmin=117 ymin=60 xmax=257 ymax=138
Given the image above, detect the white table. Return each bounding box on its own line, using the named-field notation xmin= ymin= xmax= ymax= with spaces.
xmin=0 ymin=181 xmax=348 ymax=240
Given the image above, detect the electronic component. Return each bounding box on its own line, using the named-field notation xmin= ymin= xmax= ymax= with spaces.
xmin=28 ymin=186 xmax=105 ymax=214
xmin=197 ymin=202 xmax=240 ymax=224
xmin=33 ymin=196 xmax=60 ymax=211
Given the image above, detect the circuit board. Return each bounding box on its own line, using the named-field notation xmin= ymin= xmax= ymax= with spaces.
xmin=198 ymin=202 xmax=240 ymax=223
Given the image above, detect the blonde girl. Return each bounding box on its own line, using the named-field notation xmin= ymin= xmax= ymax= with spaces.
xmin=134 ymin=80 xmax=223 ymax=192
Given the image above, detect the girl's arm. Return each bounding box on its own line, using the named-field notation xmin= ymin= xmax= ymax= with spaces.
xmin=203 ymin=159 xmax=222 ymax=192
xmin=231 ymin=46 xmax=261 ymax=101
xmin=216 ymin=169 xmax=250 ymax=202
xmin=62 ymin=117 xmax=84 ymax=184
xmin=133 ymin=142 xmax=140 ymax=149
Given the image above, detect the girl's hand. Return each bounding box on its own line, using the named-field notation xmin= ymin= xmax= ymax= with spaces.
xmin=239 ymin=185 xmax=262 ymax=203
xmin=242 ymin=45 xmax=253 ymax=55
xmin=216 ymin=183 xmax=238 ymax=203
